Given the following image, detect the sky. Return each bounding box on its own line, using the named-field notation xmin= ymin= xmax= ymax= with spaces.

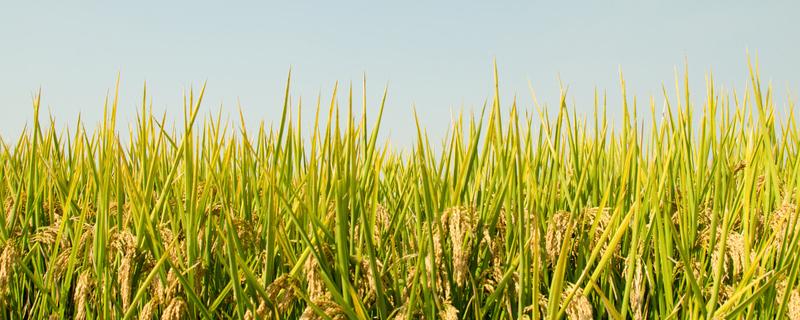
xmin=1 ymin=1 xmax=799 ymax=147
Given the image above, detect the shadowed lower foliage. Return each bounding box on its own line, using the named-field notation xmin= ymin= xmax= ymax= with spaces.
xmin=1 ymin=61 xmax=800 ymax=319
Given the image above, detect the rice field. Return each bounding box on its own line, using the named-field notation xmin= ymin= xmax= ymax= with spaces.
xmin=1 ymin=62 xmax=800 ymax=319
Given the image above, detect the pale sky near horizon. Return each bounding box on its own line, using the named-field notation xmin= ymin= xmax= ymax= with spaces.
xmin=1 ymin=1 xmax=798 ymax=147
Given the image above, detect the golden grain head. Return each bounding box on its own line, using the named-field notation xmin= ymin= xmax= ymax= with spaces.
xmin=731 ymin=161 xmax=746 ymax=174
xmin=443 ymin=206 xmax=477 ymax=287
xmin=110 ymin=229 xmax=137 ymax=255
xmin=724 ymin=231 xmax=746 ymax=277
xmin=425 ymin=220 xmax=451 ymax=300
xmin=431 ymin=222 xmax=444 ymax=271
xmin=244 ymin=299 xmax=268 ymax=320
xmin=771 ymin=202 xmax=797 ymax=249
xmin=140 ymin=301 xmax=155 ymax=320
xmin=439 ymin=301 xmax=459 ymax=320
xmin=78 ymin=228 xmax=95 ymax=255
xmin=545 ymin=210 xmax=573 ymax=265
xmin=119 ymin=254 xmax=134 ymax=310
xmin=562 ymin=283 xmax=593 ymax=320
xmin=231 ymin=216 xmax=258 ymax=250
xmin=356 ymin=258 xmax=383 ymax=303
xmin=0 ymin=240 xmax=18 ymax=298
xmin=74 ymin=270 xmax=94 ymax=320
xmin=375 ymin=203 xmax=391 ymax=232
xmin=630 ymin=258 xmax=645 ymax=320
xmin=583 ymin=207 xmax=613 ymax=251
xmin=161 ymin=297 xmax=187 ymax=320
xmin=32 ymin=225 xmax=60 ymax=247
xmin=300 ymin=298 xmax=347 ymax=320
xmin=266 ymin=274 xmax=299 ymax=313
xmin=789 ymin=289 xmax=800 ymax=320
xmin=304 ymin=251 xmax=328 ymax=302
xmin=3 ymin=194 xmax=26 ymax=220
xmin=165 ymin=268 xmax=181 ymax=302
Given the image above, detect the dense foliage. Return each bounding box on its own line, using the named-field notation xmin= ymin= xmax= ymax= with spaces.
xmin=1 ymin=63 xmax=799 ymax=319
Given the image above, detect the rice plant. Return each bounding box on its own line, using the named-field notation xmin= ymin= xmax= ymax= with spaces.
xmin=1 ymin=60 xmax=800 ymax=319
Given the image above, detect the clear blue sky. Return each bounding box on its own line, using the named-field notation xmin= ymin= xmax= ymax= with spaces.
xmin=1 ymin=1 xmax=798 ymax=146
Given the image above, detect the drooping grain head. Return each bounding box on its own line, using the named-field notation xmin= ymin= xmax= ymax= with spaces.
xmin=583 ymin=207 xmax=612 ymax=250
xmin=304 ymin=246 xmax=333 ymax=302
xmin=545 ymin=210 xmax=572 ymax=265
xmin=231 ymin=216 xmax=259 ymax=251
xmin=731 ymin=161 xmax=746 ymax=174
xmin=424 ymin=219 xmax=450 ymax=299
xmin=109 ymin=229 xmax=138 ymax=310
xmin=74 ymin=270 xmax=95 ymax=320
xmin=3 ymin=194 xmax=26 ymax=224
xmin=140 ymin=301 xmax=155 ymax=320
xmin=403 ymin=266 xmax=417 ymax=300
xmin=50 ymin=250 xmax=73 ymax=280
xmin=356 ymin=257 xmax=383 ymax=304
xmin=244 ymin=299 xmax=268 ymax=320
xmin=32 ymin=224 xmax=60 ymax=248
xmin=161 ymin=297 xmax=187 ymax=320
xmin=563 ymin=283 xmax=593 ymax=320
xmin=439 ymin=301 xmax=459 ymax=320
xmin=699 ymin=198 xmax=714 ymax=227
xmin=110 ymin=228 xmax=137 ymax=256
xmin=165 ymin=268 xmax=181 ymax=302
xmin=266 ymin=274 xmax=298 ymax=314
xmin=704 ymin=228 xmax=750 ymax=281
xmin=529 ymin=211 xmax=542 ymax=269
xmin=375 ymin=203 xmax=391 ymax=234
xmin=119 ymin=253 xmax=134 ymax=310
xmin=445 ymin=206 xmax=477 ymax=287
xmin=300 ymin=298 xmax=347 ymax=320
xmin=0 ymin=240 xmax=17 ymax=303
xmin=723 ymin=231 xmax=746 ymax=278
xmin=789 ymin=289 xmax=800 ymax=320
xmin=630 ymin=258 xmax=645 ymax=320
xmin=770 ymin=202 xmax=797 ymax=249
xmin=755 ymin=175 xmax=767 ymax=195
